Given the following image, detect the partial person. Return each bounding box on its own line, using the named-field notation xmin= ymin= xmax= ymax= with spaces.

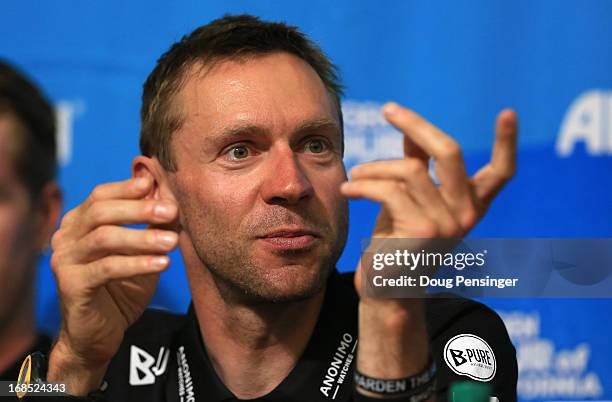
xmin=0 ymin=60 xmax=61 ymax=380
xmin=39 ymin=15 xmax=517 ymax=401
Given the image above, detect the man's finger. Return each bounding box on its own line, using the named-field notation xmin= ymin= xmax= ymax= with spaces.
xmin=70 ymin=227 xmax=179 ymax=264
xmin=340 ymin=179 xmax=422 ymax=225
xmin=85 ymin=255 xmax=169 ymax=289
xmin=383 ymin=103 xmax=462 ymax=163
xmin=383 ymin=103 xmax=472 ymax=214
xmin=472 ymin=109 xmax=518 ymax=203
xmin=491 ymin=109 xmax=518 ymax=176
xmin=350 ymin=159 xmax=441 ymax=208
xmin=85 ymin=176 xmax=153 ymax=205
xmin=350 ymin=160 xmax=462 ymax=236
xmin=81 ymin=199 xmax=178 ymax=234
xmin=350 ymin=159 xmax=428 ymax=181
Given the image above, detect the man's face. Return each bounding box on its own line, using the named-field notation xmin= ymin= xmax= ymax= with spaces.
xmin=168 ymin=52 xmax=348 ymax=302
xmin=0 ymin=114 xmax=37 ymax=327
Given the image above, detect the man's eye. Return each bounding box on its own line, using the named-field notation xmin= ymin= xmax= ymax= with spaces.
xmin=305 ymin=139 xmax=328 ymax=154
xmin=227 ymin=145 xmax=250 ymax=160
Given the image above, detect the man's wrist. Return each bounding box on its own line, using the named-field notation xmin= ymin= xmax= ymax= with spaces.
xmin=359 ymin=299 xmax=426 ymax=339
xmin=47 ymin=341 xmax=109 ymax=397
xmin=357 ymin=298 xmax=429 ymax=378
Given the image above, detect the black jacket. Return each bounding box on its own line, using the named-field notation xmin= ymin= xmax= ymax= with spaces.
xmin=23 ymin=271 xmax=517 ymax=401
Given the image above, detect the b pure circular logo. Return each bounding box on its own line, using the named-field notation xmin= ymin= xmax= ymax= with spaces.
xmin=443 ymin=334 xmax=496 ymax=382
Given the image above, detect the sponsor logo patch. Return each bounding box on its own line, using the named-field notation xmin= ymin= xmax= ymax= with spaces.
xmin=444 ymin=334 xmax=496 ymax=382
xmin=319 ymin=332 xmax=357 ymax=399
xmin=129 ymin=345 xmax=169 ymax=386
xmin=177 ymin=346 xmax=195 ymax=402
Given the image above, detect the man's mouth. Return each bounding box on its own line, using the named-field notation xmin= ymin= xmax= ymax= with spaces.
xmin=258 ymin=227 xmax=319 ymax=250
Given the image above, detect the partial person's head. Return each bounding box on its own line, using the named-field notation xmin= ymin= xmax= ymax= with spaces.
xmin=135 ymin=15 xmax=348 ymax=303
xmin=0 ymin=60 xmax=62 ymax=327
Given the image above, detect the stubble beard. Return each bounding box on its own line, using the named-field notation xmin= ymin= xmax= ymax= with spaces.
xmin=187 ymin=203 xmax=349 ymax=305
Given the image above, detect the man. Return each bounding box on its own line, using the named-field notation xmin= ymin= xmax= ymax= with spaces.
xmin=42 ymin=15 xmax=517 ymax=401
xmin=0 ymin=60 xmax=61 ymax=380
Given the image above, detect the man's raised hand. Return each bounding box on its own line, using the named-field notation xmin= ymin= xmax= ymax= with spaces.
xmin=342 ymin=103 xmax=518 ymax=241
xmin=342 ymin=104 xmax=517 ymax=396
xmin=47 ymin=176 xmax=179 ymax=395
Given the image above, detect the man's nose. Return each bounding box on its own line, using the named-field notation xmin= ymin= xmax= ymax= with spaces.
xmin=260 ymin=147 xmax=314 ymax=205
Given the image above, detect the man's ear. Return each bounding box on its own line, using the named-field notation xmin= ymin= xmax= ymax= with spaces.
xmin=132 ymin=156 xmax=181 ymax=232
xmin=132 ymin=156 xmax=177 ymax=202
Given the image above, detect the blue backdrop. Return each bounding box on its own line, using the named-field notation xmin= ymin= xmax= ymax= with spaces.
xmin=2 ymin=1 xmax=611 ymax=400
